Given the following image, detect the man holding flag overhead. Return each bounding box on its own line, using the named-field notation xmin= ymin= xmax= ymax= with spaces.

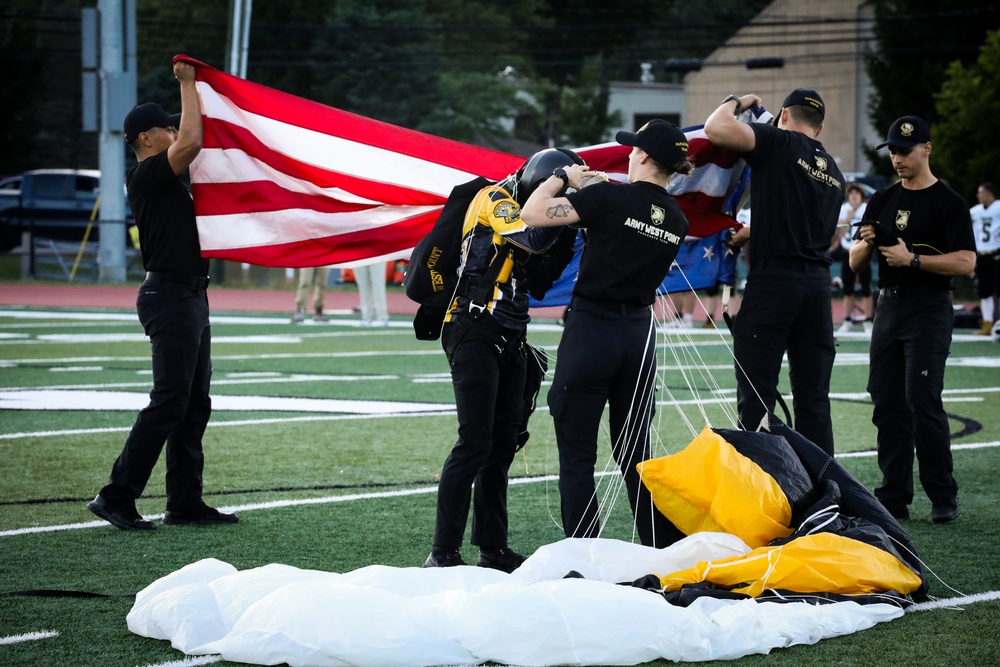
xmin=88 ymin=60 xmax=237 ymax=530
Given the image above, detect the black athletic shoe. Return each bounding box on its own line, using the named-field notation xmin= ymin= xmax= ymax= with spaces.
xmin=87 ymin=495 xmax=155 ymax=531
xmin=931 ymin=502 xmax=959 ymax=524
xmin=476 ymin=547 xmax=526 ymax=573
xmin=423 ymin=549 xmax=467 ymax=568
xmin=162 ymin=505 xmax=238 ymax=525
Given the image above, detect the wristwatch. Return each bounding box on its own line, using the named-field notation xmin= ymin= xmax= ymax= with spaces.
xmin=552 ymin=167 xmax=570 ymax=187
xmin=910 ymin=254 xmax=921 ymax=269
xmin=724 ymin=94 xmax=742 ymax=114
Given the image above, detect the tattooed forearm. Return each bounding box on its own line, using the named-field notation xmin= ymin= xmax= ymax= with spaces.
xmin=545 ymin=203 xmax=574 ymax=219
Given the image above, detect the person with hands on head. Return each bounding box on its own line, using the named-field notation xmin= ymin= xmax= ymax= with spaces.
xmin=423 ymin=148 xmax=580 ymax=573
xmin=849 ymin=114 xmax=976 ymax=524
xmin=88 ymin=58 xmax=238 ymax=530
xmin=521 ymin=120 xmax=691 ymax=548
xmin=704 ymin=89 xmax=844 ymax=456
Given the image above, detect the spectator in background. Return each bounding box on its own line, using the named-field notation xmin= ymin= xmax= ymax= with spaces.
xmin=675 ymin=287 xmax=721 ymax=329
xmin=292 ymin=266 xmax=332 ymax=323
xmin=355 ymin=262 xmax=390 ymax=326
xmin=970 ymin=182 xmax=1000 ymax=335
xmin=831 ymin=182 xmax=873 ymax=333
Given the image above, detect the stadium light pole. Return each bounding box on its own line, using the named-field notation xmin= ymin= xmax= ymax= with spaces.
xmin=94 ymin=0 xmax=136 ymax=283
xmin=218 ymin=0 xmax=253 ymax=285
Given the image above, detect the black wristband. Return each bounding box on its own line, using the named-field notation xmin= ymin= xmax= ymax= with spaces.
xmin=552 ymin=167 xmax=569 ymax=187
xmin=724 ymin=95 xmax=742 ymax=114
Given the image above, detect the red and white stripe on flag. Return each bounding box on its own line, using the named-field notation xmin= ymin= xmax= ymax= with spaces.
xmin=179 ymin=54 xmax=521 ymax=268
xmin=177 ymin=54 xmax=741 ymax=269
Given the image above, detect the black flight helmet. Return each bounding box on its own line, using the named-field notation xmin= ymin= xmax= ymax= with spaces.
xmin=512 ymin=147 xmax=585 ymax=206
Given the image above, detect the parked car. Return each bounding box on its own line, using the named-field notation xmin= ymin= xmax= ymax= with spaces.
xmin=0 ymin=169 xmax=132 ymax=251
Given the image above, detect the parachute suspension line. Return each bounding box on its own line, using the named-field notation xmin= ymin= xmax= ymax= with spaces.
xmin=679 ymin=284 xmax=741 ymax=429
xmin=533 ymin=346 xmax=567 ymax=534
xmin=631 ymin=314 xmax=665 ymax=545
xmin=652 ymin=267 xmax=741 ymax=433
xmin=800 ymin=504 xmax=841 ymax=535
xmin=758 ymin=545 xmax=785 ymax=593
xmin=886 ymin=534 xmax=967 ymax=600
xmin=589 ymin=310 xmax=663 ymax=545
xmin=652 ymin=292 xmax=705 ymax=438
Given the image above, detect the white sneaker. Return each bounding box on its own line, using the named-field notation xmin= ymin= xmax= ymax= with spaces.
xmin=837 ymin=320 xmax=853 ymax=334
xmin=862 ymin=320 xmax=873 ymax=334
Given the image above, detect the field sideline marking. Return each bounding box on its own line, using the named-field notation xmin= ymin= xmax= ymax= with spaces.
xmin=0 ymin=630 xmax=59 ymax=645
xmin=4 ymin=443 xmax=1000 ymax=538
xmin=135 ymin=656 xmax=222 ymax=667
xmin=909 ymin=589 xmax=1000 ymax=611
xmin=0 ymin=410 xmax=458 ymax=441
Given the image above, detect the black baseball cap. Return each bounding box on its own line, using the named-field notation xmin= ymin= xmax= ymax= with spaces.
xmin=781 ymin=88 xmax=825 ymax=118
xmin=615 ymin=120 xmax=689 ymax=166
xmin=123 ymin=103 xmax=181 ymax=143
xmin=876 ymin=115 xmax=931 ymax=150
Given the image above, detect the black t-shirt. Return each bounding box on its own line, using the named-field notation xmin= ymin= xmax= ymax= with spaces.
xmin=744 ymin=123 xmax=844 ymax=265
xmin=567 ymin=180 xmax=689 ymax=305
xmin=126 ymin=151 xmax=208 ymax=276
xmin=865 ymin=180 xmax=976 ymax=290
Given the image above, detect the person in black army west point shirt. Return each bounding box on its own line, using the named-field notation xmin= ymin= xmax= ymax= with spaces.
xmin=850 ymin=115 xmax=976 ymax=524
xmin=705 ymin=88 xmax=845 ymax=456
xmin=87 ymin=59 xmax=237 ymax=531
xmin=522 ymin=120 xmax=691 ymax=548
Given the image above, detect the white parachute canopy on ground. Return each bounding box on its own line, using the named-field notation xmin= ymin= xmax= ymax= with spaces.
xmin=128 ymin=535 xmax=902 ymax=667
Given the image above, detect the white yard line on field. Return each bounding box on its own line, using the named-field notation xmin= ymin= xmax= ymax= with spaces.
xmin=909 ymin=589 xmax=1000 ymax=611
xmin=135 ymin=656 xmax=222 ymax=667
xmin=0 ymin=630 xmax=59 ymax=645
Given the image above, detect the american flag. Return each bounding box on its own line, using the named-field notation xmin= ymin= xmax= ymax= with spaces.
xmin=179 ymin=54 xmax=749 ymax=274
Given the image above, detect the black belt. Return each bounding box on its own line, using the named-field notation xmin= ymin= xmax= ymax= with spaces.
xmin=144 ymin=271 xmax=210 ymax=290
xmin=879 ymin=283 xmax=946 ymax=300
xmin=570 ymin=296 xmax=650 ymax=316
xmin=753 ymin=258 xmax=828 ymax=273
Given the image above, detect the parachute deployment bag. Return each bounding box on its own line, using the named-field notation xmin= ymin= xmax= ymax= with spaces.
xmin=404 ymin=176 xmax=492 ymax=340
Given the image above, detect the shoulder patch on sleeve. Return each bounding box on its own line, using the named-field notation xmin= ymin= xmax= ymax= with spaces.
xmin=490 ymin=200 xmax=523 ymax=226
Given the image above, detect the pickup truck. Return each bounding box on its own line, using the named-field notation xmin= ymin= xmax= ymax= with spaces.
xmin=0 ymin=169 xmax=132 ymax=251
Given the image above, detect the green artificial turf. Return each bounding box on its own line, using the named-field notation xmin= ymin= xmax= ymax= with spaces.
xmin=1 ymin=306 xmax=998 ymax=666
